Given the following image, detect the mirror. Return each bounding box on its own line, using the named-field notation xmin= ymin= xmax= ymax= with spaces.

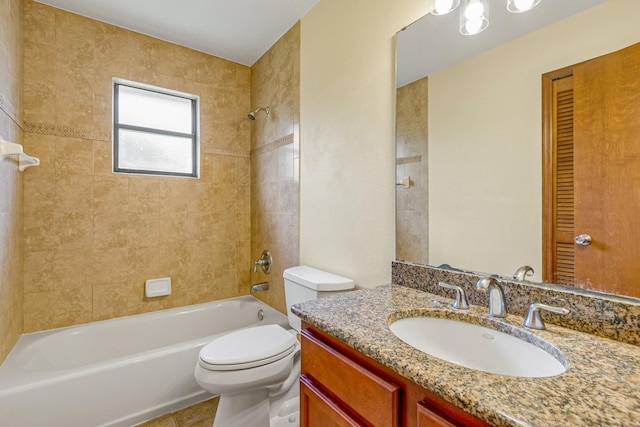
xmin=395 ymin=0 xmax=640 ymax=298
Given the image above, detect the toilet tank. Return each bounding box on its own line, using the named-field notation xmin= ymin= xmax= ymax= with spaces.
xmin=283 ymin=266 xmax=355 ymax=332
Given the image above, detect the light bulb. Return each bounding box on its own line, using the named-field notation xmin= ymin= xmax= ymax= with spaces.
xmin=464 ymin=18 xmax=483 ymax=35
xmin=434 ymin=0 xmax=454 ymax=14
xmin=514 ymin=0 xmax=535 ymax=10
xmin=431 ymin=0 xmax=460 ymax=15
xmin=507 ymin=0 xmax=541 ymax=13
xmin=464 ymin=0 xmax=485 ymax=20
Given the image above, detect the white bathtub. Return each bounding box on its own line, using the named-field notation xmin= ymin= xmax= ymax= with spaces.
xmin=0 ymin=295 xmax=289 ymax=427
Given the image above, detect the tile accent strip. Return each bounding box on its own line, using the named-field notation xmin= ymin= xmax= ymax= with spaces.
xmin=201 ymin=145 xmax=250 ymax=158
xmin=24 ymin=121 xmax=110 ymax=141
xmin=392 ymin=260 xmax=640 ymax=345
xmin=250 ymin=133 xmax=294 ymax=156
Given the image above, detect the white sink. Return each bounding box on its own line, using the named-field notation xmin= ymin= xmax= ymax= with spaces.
xmin=389 ymin=316 xmax=567 ymax=378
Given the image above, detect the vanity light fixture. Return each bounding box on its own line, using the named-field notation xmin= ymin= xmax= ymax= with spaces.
xmin=428 ymin=0 xmax=542 ymax=36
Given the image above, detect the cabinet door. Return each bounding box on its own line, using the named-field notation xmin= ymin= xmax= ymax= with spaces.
xmin=301 ymin=330 xmax=400 ymax=426
xmin=417 ymin=402 xmax=463 ymax=427
xmin=300 ymin=375 xmax=366 ymax=427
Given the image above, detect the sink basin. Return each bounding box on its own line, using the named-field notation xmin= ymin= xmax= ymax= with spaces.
xmin=389 ymin=316 xmax=567 ymax=378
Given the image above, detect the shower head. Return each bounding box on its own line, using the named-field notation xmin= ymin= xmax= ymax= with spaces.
xmin=248 ymin=107 xmax=270 ymax=120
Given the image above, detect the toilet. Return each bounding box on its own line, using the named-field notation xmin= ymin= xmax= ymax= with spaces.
xmin=194 ymin=266 xmax=355 ymax=427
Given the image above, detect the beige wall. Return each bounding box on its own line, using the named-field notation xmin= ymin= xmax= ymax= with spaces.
xmin=396 ymin=77 xmax=428 ymax=264
xmin=299 ymin=0 xmax=425 ymax=287
xmin=250 ymin=24 xmax=300 ymax=313
xmin=0 ymin=0 xmax=24 ymax=362
xmin=428 ymin=0 xmax=640 ymax=280
xmin=21 ymin=1 xmax=252 ymax=332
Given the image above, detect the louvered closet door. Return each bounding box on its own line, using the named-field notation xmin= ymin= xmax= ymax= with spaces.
xmin=550 ymin=76 xmax=575 ymax=284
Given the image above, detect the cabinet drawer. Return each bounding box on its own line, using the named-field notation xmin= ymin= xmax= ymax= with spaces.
xmin=301 ymin=330 xmax=400 ymax=427
xmin=417 ymin=401 xmax=461 ymax=427
xmin=301 ymin=375 xmax=365 ymax=427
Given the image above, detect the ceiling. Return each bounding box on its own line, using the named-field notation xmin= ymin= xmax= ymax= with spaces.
xmin=34 ymin=0 xmax=320 ymax=66
xmin=397 ymin=0 xmax=608 ymax=87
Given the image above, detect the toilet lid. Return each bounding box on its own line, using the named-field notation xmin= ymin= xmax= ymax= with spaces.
xmin=199 ymin=324 xmax=297 ymax=370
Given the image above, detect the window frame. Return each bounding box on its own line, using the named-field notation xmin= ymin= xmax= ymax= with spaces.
xmin=112 ymin=78 xmax=200 ymax=178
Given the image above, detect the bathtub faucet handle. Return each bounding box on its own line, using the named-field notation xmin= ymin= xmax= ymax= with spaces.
xmin=253 ymin=250 xmax=272 ymax=274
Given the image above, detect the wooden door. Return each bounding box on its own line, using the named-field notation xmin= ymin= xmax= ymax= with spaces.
xmin=544 ymin=42 xmax=640 ymax=297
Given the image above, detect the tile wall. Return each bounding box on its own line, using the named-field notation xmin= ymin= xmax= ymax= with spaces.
xmin=250 ymin=23 xmax=300 ymax=313
xmin=21 ymin=0 xmax=252 ymax=332
xmin=0 ymin=0 xmax=24 ymax=362
xmin=396 ymin=76 xmax=428 ymax=264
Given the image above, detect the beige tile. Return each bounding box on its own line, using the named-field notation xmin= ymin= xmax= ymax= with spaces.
xmin=127 ymin=212 xmax=160 ymax=249
xmin=55 ymin=138 xmax=94 ymax=177
xmin=53 ymin=249 xmax=93 ymax=290
xmin=92 ymin=248 xmax=129 ymax=286
xmin=93 ymin=140 xmax=112 ymax=176
xmin=23 ymin=209 xmax=54 ymax=252
xmin=158 ymin=212 xmax=189 ymax=244
xmin=54 ymin=173 xmax=94 ymax=213
xmin=93 ymin=281 xmax=142 ymax=321
xmin=94 ymin=175 xmax=128 ymax=215
xmin=23 ymin=291 xmax=54 ymax=332
xmin=128 ymin=177 xmax=160 ymax=214
xmin=53 ymin=210 xmax=93 ymax=250
xmin=52 ymin=286 xmax=93 ymax=328
xmin=23 ymin=250 xmax=54 ymax=293
xmin=93 ymin=211 xmax=129 ymax=250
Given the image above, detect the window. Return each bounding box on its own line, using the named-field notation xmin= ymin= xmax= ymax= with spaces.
xmin=113 ymin=79 xmax=199 ymax=177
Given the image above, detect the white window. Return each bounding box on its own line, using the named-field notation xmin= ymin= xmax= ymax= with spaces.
xmin=113 ymin=79 xmax=199 ymax=177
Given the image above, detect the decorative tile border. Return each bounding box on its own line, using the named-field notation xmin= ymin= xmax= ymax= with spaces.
xmin=201 ymin=145 xmax=250 ymax=158
xmin=24 ymin=121 xmax=110 ymax=141
xmin=396 ymin=155 xmax=422 ymax=165
xmin=250 ymin=133 xmax=294 ymax=156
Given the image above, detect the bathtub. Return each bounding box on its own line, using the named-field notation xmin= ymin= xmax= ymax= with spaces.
xmin=0 ymin=295 xmax=289 ymax=427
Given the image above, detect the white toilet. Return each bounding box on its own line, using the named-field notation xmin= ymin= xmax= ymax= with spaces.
xmin=194 ymin=266 xmax=355 ymax=427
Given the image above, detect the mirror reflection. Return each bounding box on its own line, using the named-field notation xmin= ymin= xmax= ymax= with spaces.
xmin=395 ymin=0 xmax=640 ymax=298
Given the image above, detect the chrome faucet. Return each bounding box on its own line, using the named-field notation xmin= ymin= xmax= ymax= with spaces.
xmin=524 ymin=303 xmax=570 ymax=330
xmin=512 ymin=265 xmax=534 ymax=281
xmin=476 ymin=276 xmax=506 ymax=317
xmin=438 ymin=282 xmax=469 ymax=310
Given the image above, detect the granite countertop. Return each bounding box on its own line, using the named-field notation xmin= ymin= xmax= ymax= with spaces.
xmin=291 ymin=285 xmax=640 ymax=427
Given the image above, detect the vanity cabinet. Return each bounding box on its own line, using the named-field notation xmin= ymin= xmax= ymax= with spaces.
xmin=300 ymin=324 xmax=491 ymax=427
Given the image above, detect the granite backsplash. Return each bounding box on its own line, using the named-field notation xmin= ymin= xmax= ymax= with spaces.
xmin=392 ymin=260 xmax=640 ymax=346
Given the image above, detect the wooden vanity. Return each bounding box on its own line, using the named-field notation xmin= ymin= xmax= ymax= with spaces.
xmin=300 ymin=325 xmax=490 ymax=427
xmin=292 ymin=283 xmax=640 ymax=427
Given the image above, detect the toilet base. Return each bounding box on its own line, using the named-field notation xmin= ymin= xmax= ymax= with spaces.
xmin=213 ymin=389 xmax=271 ymax=427
xmin=212 ymin=393 xmax=299 ymax=427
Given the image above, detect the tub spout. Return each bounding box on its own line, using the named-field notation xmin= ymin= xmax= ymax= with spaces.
xmin=251 ymin=282 xmax=269 ymax=293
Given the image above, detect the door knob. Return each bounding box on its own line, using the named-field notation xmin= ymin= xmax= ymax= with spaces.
xmin=574 ymin=234 xmax=592 ymax=246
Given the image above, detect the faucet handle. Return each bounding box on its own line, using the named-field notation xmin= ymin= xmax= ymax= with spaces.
xmin=512 ymin=265 xmax=535 ymax=281
xmin=524 ymin=303 xmax=570 ymax=330
xmin=438 ymin=282 xmax=469 ymax=310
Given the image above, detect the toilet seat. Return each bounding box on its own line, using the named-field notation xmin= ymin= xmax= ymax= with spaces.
xmin=199 ymin=324 xmax=297 ymax=371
